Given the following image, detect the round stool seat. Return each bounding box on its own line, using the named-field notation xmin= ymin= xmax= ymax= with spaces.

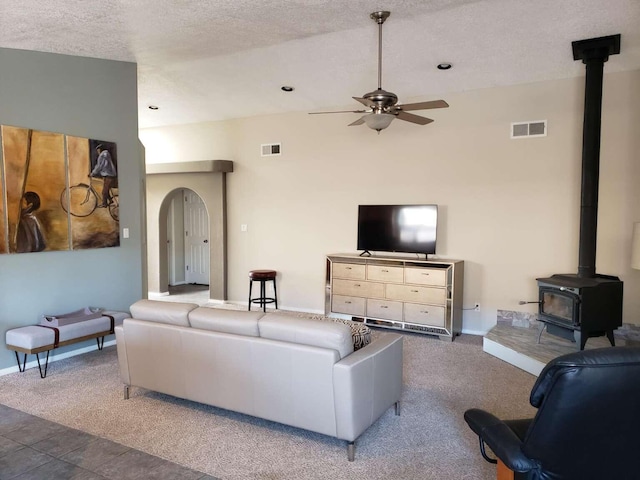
xmin=249 ymin=269 xmax=277 ymax=280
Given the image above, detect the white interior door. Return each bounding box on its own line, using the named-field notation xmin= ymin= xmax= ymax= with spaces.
xmin=183 ymin=191 xmax=210 ymax=285
xmin=167 ymin=205 xmax=174 ymax=285
xmin=166 ymin=190 xmax=186 ymax=286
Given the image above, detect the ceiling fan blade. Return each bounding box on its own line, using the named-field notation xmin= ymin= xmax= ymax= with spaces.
xmin=348 ymin=117 xmax=366 ymax=126
xmin=309 ymin=109 xmax=367 ymax=115
xmin=396 ymin=111 xmax=434 ymax=125
xmin=353 ymin=97 xmax=376 ymax=108
xmin=398 ymin=100 xmax=449 ymax=111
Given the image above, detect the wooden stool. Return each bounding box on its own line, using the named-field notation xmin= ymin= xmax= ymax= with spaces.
xmin=248 ymin=270 xmax=278 ymax=312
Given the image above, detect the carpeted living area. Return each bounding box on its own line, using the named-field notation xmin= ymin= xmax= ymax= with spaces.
xmin=0 ymin=329 xmax=536 ymax=479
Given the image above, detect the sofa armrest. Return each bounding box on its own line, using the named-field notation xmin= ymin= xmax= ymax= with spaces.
xmin=114 ymin=325 xmax=130 ymax=386
xmin=332 ymin=333 xmax=403 ymax=441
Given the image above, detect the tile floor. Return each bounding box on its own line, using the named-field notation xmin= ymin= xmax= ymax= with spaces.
xmin=0 ymin=404 xmax=218 ymax=480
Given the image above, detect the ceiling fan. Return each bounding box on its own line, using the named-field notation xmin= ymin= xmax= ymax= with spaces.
xmin=309 ymin=11 xmax=449 ymax=133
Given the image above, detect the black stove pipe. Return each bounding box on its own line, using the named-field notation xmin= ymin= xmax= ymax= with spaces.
xmin=572 ymin=35 xmax=620 ymax=278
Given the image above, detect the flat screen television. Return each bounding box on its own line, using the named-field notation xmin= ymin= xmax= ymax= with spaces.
xmin=357 ymin=204 xmax=438 ymax=255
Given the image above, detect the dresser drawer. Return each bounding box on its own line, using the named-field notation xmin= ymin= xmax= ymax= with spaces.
xmin=386 ymin=284 xmax=446 ymax=305
xmin=332 ymin=295 xmax=365 ymax=316
xmin=404 ymin=303 xmax=446 ymax=327
xmin=366 ymin=299 xmax=403 ymax=321
xmin=405 ymin=267 xmax=447 ymax=286
xmin=367 ymin=265 xmax=404 ymax=283
xmin=332 ymin=262 xmax=366 ymax=280
xmin=333 ymin=279 xmax=384 ymax=298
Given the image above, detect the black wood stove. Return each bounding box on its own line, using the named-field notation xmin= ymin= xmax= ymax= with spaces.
xmin=535 ymin=35 xmax=624 ymax=350
xmin=536 ymin=274 xmax=623 ymax=349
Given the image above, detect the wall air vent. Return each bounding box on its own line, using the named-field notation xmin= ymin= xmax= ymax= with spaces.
xmin=511 ymin=120 xmax=547 ymax=139
xmin=261 ymin=143 xmax=281 ymax=156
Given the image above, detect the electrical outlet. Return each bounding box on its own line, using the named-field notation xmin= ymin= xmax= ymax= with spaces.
xmin=474 ymin=303 xmax=481 ymax=312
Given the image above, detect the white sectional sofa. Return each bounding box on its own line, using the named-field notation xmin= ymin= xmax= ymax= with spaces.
xmin=115 ymin=300 xmax=404 ymax=461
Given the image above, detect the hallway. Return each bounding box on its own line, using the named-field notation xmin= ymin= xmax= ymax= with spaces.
xmin=149 ymin=284 xmax=211 ymax=306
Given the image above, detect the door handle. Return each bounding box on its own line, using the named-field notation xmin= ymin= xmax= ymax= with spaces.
xmin=203 ymin=239 xmax=209 ymax=243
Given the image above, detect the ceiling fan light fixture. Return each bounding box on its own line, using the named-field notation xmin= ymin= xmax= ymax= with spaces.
xmin=363 ymin=112 xmax=395 ymax=132
xmin=308 ymin=10 xmax=448 ymax=131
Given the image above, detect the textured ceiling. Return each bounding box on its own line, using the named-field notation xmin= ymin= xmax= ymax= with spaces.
xmin=1 ymin=0 xmax=639 ymax=129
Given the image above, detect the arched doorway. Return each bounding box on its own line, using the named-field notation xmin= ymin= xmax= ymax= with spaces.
xmin=145 ymin=160 xmax=232 ymax=303
xmin=164 ymin=188 xmax=210 ymax=299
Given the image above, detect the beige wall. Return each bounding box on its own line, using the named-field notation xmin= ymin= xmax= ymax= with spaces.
xmin=140 ymin=70 xmax=640 ymax=334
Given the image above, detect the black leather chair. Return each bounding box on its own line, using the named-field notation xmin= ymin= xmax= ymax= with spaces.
xmin=464 ymin=346 xmax=640 ymax=480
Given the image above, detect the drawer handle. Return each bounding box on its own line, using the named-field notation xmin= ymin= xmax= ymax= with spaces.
xmin=411 ymin=289 xmax=419 ymax=293
xmin=422 ymin=273 xmax=430 ymax=276
xmin=354 ymin=284 xmax=361 ymax=287
xmin=381 ymin=305 xmax=388 ymax=309
xmin=345 ymin=267 xmax=352 ymax=270
xmin=421 ymin=310 xmax=429 ymax=314
xmin=345 ymin=301 xmax=352 ymax=304
xmin=381 ymin=269 xmax=389 ymax=272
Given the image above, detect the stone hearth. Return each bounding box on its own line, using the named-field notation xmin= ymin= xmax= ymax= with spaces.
xmin=483 ymin=310 xmax=640 ymax=376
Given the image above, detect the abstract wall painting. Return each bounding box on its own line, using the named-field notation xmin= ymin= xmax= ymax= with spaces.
xmin=0 ymin=125 xmax=119 ymax=254
xmin=66 ymin=136 xmax=119 ymax=250
xmin=0 ymin=151 xmax=5 ymax=254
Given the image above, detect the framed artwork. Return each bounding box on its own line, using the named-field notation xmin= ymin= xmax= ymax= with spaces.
xmin=0 ymin=152 xmax=5 ymax=254
xmin=0 ymin=125 xmax=119 ymax=254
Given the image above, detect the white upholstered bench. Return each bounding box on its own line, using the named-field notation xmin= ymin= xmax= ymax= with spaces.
xmin=5 ymin=310 xmax=128 ymax=378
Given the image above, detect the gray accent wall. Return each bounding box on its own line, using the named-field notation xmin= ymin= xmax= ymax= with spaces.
xmin=0 ymin=47 xmax=144 ymax=371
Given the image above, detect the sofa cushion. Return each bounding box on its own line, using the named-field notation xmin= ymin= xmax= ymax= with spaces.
xmin=258 ymin=314 xmax=354 ymax=359
xmin=129 ymin=299 xmax=197 ymax=327
xmin=188 ymin=307 xmax=264 ymax=336
xmin=284 ymin=313 xmax=373 ymax=351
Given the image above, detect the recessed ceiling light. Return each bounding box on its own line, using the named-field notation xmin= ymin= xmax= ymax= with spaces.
xmin=148 ymin=105 xmax=159 ymax=110
xmin=437 ymin=63 xmax=452 ymax=70
xmin=281 ymin=86 xmax=295 ymax=92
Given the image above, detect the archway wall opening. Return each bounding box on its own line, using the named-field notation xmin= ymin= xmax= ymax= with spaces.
xmin=146 ymin=171 xmax=229 ymax=301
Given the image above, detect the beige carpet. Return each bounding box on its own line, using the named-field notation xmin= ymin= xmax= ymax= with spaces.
xmin=0 ymin=331 xmax=536 ymax=480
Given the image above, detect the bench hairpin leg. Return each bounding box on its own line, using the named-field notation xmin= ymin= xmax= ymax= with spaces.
xmin=96 ymin=336 xmax=105 ymax=350
xmin=15 ymin=351 xmax=27 ymax=373
xmin=35 ymin=351 xmax=50 ymax=379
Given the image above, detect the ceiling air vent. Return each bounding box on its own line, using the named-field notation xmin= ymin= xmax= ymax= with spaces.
xmin=261 ymin=143 xmax=281 ymax=157
xmin=511 ymin=120 xmax=547 ymax=139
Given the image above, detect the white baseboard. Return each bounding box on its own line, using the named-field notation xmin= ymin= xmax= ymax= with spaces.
xmin=274 ymin=305 xmax=325 ymax=315
xmin=148 ymin=291 xmax=170 ymax=297
xmin=215 ymin=301 xmax=325 ymax=315
xmin=0 ymin=339 xmax=116 ymax=377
